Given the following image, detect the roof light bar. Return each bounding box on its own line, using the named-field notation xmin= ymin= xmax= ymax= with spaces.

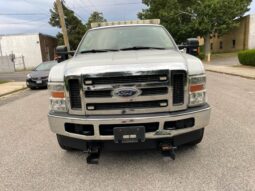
xmin=91 ymin=19 xmax=161 ymax=28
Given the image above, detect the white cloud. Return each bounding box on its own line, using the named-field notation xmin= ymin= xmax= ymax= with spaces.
xmin=1 ymin=0 xmax=254 ymax=36
xmin=0 ymin=0 xmax=145 ymax=36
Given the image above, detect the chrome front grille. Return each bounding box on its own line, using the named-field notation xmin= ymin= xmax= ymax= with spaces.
xmin=171 ymin=70 xmax=186 ymax=105
xmin=68 ymin=79 xmax=82 ymax=109
xmin=84 ymin=75 xmax=167 ymax=85
xmin=85 ymin=87 xmax=168 ymax=98
xmin=66 ymin=70 xmax=188 ymax=115
xmin=87 ymin=100 xmax=168 ymax=110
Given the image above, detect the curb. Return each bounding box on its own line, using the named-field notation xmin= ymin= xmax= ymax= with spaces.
xmin=0 ymin=87 xmax=28 ymax=98
xmin=205 ymin=69 xmax=255 ymax=80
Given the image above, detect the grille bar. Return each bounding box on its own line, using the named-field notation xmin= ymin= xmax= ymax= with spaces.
xmin=87 ymin=100 xmax=168 ymax=110
xmin=68 ymin=79 xmax=82 ymax=109
xmin=84 ymin=75 xmax=168 ymax=85
xmin=85 ymin=87 xmax=168 ymax=98
xmin=172 ymin=71 xmax=186 ymax=105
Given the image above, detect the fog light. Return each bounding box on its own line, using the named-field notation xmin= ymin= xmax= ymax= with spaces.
xmin=189 ymin=91 xmax=206 ymax=106
xmin=50 ymin=98 xmax=67 ymax=112
xmin=160 ymin=76 xmax=167 ymax=81
xmin=87 ymin=106 xmax=95 ymax=110
xmin=85 ymin=80 xmax=93 ymax=85
xmin=160 ymin=102 xmax=168 ymax=107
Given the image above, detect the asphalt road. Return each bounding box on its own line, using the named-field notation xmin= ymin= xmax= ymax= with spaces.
xmin=0 ymin=72 xmax=255 ymax=191
xmin=0 ymin=71 xmax=30 ymax=82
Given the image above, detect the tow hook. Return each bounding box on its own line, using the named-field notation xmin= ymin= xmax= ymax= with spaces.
xmin=160 ymin=143 xmax=176 ymax=160
xmin=85 ymin=144 xmax=101 ymax=164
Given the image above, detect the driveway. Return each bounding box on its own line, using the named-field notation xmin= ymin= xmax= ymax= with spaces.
xmin=0 ymin=72 xmax=255 ymax=190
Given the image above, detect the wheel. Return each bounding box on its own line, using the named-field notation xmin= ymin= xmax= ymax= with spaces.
xmin=56 ymin=134 xmax=75 ymax=151
xmin=187 ymin=128 xmax=204 ymax=146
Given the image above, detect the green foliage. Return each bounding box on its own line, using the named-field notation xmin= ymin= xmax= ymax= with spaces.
xmin=49 ymin=2 xmax=87 ymax=50
xmin=199 ymin=45 xmax=204 ymax=54
xmin=189 ymin=0 xmax=251 ymax=37
xmin=198 ymin=53 xmax=205 ymax=60
xmin=138 ymin=0 xmax=197 ymax=43
xmin=238 ymin=49 xmax=255 ymax=66
xmin=139 ymin=0 xmax=252 ymax=48
xmin=86 ymin=12 xmax=107 ymax=29
xmin=0 ymin=80 xmax=9 ymax=84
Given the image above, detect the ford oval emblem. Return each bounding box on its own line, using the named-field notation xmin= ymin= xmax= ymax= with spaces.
xmin=113 ymin=87 xmax=141 ymax=98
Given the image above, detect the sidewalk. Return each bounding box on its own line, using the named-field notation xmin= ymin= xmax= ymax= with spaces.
xmin=204 ymin=64 xmax=255 ymax=79
xmin=0 ymin=82 xmax=27 ymax=97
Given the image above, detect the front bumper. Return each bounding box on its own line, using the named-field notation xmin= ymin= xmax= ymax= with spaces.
xmin=26 ymin=79 xmax=48 ymax=88
xmin=48 ymin=104 xmax=211 ymax=141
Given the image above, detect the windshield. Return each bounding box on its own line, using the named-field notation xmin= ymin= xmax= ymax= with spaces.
xmin=35 ymin=61 xmax=57 ymax=71
xmin=77 ymin=26 xmax=176 ymax=53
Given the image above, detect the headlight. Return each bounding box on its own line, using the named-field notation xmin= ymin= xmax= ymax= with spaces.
xmin=48 ymin=82 xmax=67 ymax=112
xmin=26 ymin=74 xmax=31 ymax=79
xmin=189 ymin=75 xmax=206 ymax=107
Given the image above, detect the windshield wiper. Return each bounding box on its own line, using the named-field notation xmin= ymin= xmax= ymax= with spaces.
xmin=120 ymin=46 xmax=167 ymax=51
xmin=79 ymin=49 xmax=119 ymax=54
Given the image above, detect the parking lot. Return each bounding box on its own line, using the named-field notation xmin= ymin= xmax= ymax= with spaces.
xmin=0 ymin=72 xmax=255 ymax=191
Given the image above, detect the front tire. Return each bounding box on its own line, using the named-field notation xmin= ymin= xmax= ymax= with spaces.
xmin=56 ymin=134 xmax=75 ymax=151
xmin=186 ymin=128 xmax=204 ymax=146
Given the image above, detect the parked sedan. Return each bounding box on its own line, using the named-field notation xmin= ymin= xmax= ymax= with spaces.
xmin=26 ymin=60 xmax=58 ymax=89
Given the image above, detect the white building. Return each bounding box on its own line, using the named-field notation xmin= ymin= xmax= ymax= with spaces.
xmin=0 ymin=33 xmax=57 ymax=70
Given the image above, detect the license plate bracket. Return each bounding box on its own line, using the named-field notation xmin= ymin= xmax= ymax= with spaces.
xmin=114 ymin=126 xmax=145 ymax=143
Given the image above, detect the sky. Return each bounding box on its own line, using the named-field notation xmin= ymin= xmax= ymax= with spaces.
xmin=0 ymin=0 xmax=255 ymax=36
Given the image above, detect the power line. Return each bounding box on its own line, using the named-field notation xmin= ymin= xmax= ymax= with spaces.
xmin=21 ymin=0 xmax=50 ymax=13
xmin=64 ymin=2 xmax=86 ymax=22
xmin=19 ymin=22 xmax=53 ymax=34
xmin=0 ymin=13 xmax=48 ymax=16
xmin=87 ymin=0 xmax=97 ymax=10
xmin=77 ymin=0 xmax=93 ymax=12
xmin=0 ymin=17 xmax=48 ymax=25
xmin=84 ymin=2 xmax=142 ymax=7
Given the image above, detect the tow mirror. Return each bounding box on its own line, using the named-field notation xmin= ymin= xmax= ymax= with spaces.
xmin=55 ymin=46 xmax=75 ymax=63
xmin=178 ymin=45 xmax=187 ymax=53
xmin=56 ymin=45 xmax=68 ymax=63
xmin=186 ymin=38 xmax=199 ymax=56
xmin=178 ymin=45 xmax=186 ymax=50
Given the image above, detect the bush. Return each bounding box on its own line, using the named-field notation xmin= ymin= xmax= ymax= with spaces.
xmin=198 ymin=53 xmax=205 ymax=60
xmin=238 ymin=49 xmax=255 ymax=66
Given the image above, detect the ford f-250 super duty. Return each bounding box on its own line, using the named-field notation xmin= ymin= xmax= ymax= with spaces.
xmin=48 ymin=21 xmax=211 ymax=164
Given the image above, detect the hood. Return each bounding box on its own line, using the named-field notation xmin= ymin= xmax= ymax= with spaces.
xmin=49 ymin=50 xmax=204 ymax=82
xmin=29 ymin=70 xmax=50 ymax=78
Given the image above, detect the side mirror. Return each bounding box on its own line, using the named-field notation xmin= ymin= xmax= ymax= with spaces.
xmin=178 ymin=45 xmax=187 ymax=53
xmin=56 ymin=45 xmax=69 ymax=63
xmin=186 ymin=38 xmax=199 ymax=56
xmin=178 ymin=45 xmax=186 ymax=50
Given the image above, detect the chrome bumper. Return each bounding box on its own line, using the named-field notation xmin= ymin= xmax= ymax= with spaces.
xmin=48 ymin=104 xmax=211 ymax=141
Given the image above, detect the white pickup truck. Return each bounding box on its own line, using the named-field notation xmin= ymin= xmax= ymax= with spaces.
xmin=48 ymin=22 xmax=211 ymax=163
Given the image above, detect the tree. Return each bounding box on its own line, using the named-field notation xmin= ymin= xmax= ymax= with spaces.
xmin=49 ymin=1 xmax=87 ymax=50
xmin=138 ymin=0 xmax=197 ymax=44
xmin=139 ymin=0 xmax=252 ymax=60
xmin=190 ymin=0 xmax=251 ymax=60
xmin=86 ymin=11 xmax=107 ymax=29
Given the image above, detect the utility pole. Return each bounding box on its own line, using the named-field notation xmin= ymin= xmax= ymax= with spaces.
xmin=56 ymin=0 xmax=70 ymax=51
